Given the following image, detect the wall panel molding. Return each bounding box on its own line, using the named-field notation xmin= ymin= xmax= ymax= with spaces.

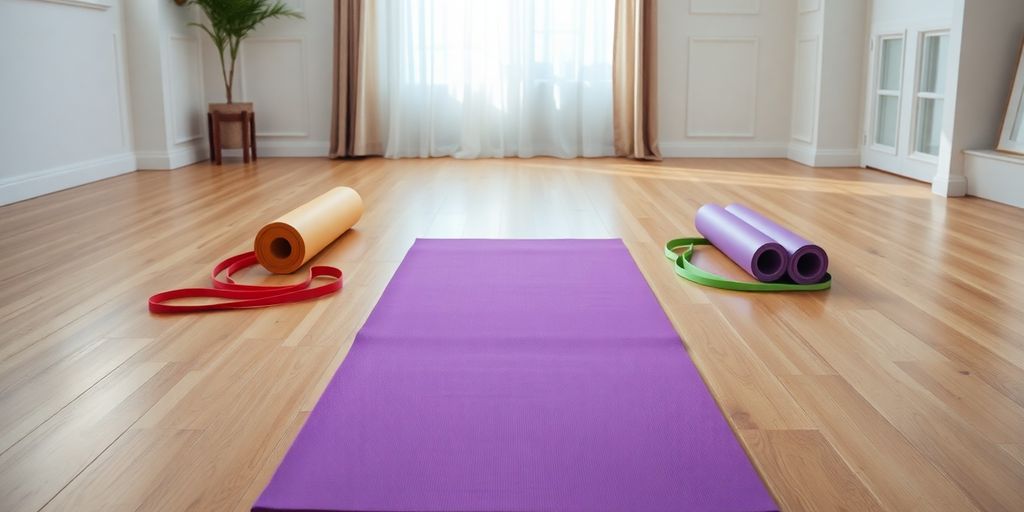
xmin=686 ymin=37 xmax=759 ymax=138
xmin=33 ymin=0 xmax=111 ymax=10
xmin=168 ymin=35 xmax=205 ymax=145
xmin=791 ymin=36 xmax=820 ymax=143
xmin=798 ymin=0 xmax=820 ymax=14
xmin=113 ymin=32 xmax=129 ymax=150
xmin=239 ymin=37 xmax=311 ymax=138
xmin=690 ymin=0 xmax=759 ymax=15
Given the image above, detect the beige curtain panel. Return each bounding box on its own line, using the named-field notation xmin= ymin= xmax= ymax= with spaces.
xmin=334 ymin=0 xmax=658 ymax=160
xmin=330 ymin=0 xmax=366 ymax=158
xmin=613 ymin=0 xmax=661 ymax=160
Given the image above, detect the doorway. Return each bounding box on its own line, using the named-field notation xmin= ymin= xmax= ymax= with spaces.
xmin=862 ymin=29 xmax=950 ymax=181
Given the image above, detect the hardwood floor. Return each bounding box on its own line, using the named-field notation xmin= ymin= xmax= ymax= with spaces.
xmin=0 ymin=156 xmax=1022 ymax=511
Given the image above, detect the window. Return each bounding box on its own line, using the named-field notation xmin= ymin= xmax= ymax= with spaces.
xmin=369 ymin=0 xmax=616 ymax=158
xmin=913 ymin=33 xmax=948 ymax=156
xmin=874 ymin=36 xmax=904 ymax=148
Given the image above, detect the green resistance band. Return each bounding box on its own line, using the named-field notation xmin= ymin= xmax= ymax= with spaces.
xmin=664 ymin=237 xmax=831 ymax=292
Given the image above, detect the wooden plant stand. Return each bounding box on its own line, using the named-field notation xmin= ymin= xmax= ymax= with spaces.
xmin=207 ymin=111 xmax=258 ymax=165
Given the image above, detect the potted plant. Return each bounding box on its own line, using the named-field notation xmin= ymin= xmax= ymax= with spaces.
xmin=185 ymin=0 xmax=302 ymax=149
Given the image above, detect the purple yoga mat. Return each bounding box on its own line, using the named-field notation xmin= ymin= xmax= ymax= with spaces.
xmin=254 ymin=239 xmax=777 ymax=512
xmin=695 ymin=205 xmax=788 ymax=282
xmin=725 ymin=204 xmax=829 ymax=284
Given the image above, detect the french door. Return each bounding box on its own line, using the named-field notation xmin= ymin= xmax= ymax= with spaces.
xmin=862 ymin=29 xmax=950 ymax=181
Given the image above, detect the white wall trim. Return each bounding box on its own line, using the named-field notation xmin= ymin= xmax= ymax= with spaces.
xmin=0 ymin=153 xmax=136 ymax=206
xmin=660 ymin=141 xmax=787 ymax=158
xmin=798 ymin=0 xmax=820 ymax=14
xmin=788 ymin=144 xmax=861 ymax=167
xmin=790 ymin=35 xmax=820 ymax=144
xmin=686 ymin=37 xmax=760 ymax=138
xmin=33 ymin=0 xmax=111 ymax=10
xmin=787 ymin=143 xmax=816 ymax=166
xmin=239 ymin=36 xmax=311 ymax=138
xmin=690 ymin=0 xmax=760 ymax=15
xmin=168 ymin=34 xmax=205 ymax=145
xmin=219 ymin=140 xmax=330 ymax=158
xmin=930 ymin=173 xmax=968 ymax=197
xmin=963 ymin=150 xmax=1023 ymax=207
xmin=113 ymin=32 xmax=130 ymax=151
xmin=136 ymin=141 xmax=209 ymax=170
xmin=811 ymin=149 xmax=861 ymax=167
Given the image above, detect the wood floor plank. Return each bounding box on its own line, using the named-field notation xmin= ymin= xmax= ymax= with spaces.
xmin=0 ymin=337 xmax=151 ymax=454
xmin=741 ymin=429 xmax=885 ymax=512
xmin=0 ymin=361 xmax=177 ymax=512
xmin=778 ymin=304 xmax=1024 ymax=511
xmin=1 ymin=157 xmax=1022 ymax=511
xmin=895 ymin=359 xmax=1024 ymax=444
xmin=132 ymin=345 xmax=333 ymax=512
xmin=665 ymin=304 xmax=815 ymax=431
xmin=39 ymin=429 xmax=203 ymax=512
xmin=782 ymin=374 xmax=981 ymax=511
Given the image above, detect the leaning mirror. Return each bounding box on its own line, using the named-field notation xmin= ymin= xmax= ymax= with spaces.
xmin=997 ymin=38 xmax=1024 ymax=155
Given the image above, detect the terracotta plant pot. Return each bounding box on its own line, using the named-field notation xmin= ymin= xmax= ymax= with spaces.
xmin=209 ymin=102 xmax=254 ymax=149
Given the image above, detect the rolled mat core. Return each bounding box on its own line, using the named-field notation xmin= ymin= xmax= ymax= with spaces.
xmin=725 ymin=203 xmax=828 ymax=284
xmin=694 ymin=204 xmax=788 ymax=282
xmin=255 ymin=187 xmax=363 ymax=274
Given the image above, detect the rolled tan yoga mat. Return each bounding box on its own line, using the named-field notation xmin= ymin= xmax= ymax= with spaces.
xmin=255 ymin=187 xmax=364 ymax=274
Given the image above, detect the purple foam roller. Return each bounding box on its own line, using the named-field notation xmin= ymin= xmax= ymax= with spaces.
xmin=695 ymin=204 xmax=788 ymax=282
xmin=725 ymin=203 xmax=829 ymax=284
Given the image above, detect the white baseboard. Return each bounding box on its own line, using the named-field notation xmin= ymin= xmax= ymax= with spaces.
xmin=660 ymin=141 xmax=788 ymax=158
xmin=0 ymin=152 xmax=137 ymax=206
xmin=962 ymin=150 xmax=1020 ymax=205
xmin=219 ymin=140 xmax=330 ymax=158
xmin=136 ymin=142 xmax=209 ymax=170
xmin=786 ymin=144 xmax=816 ymax=166
xmin=814 ymin=149 xmax=861 ymax=167
xmin=931 ymin=173 xmax=968 ymax=198
xmin=0 ymin=139 xmax=329 ymax=207
xmin=787 ymin=144 xmax=860 ymax=167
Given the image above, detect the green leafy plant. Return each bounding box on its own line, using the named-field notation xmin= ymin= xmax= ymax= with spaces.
xmin=186 ymin=0 xmax=303 ymax=103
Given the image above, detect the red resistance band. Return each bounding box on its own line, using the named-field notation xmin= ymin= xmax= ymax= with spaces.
xmin=148 ymin=251 xmax=342 ymax=314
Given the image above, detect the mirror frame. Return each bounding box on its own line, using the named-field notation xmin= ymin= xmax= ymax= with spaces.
xmin=997 ymin=38 xmax=1024 ymax=155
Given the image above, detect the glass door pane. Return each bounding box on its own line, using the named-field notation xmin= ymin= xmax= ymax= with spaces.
xmin=879 ymin=38 xmax=903 ymax=91
xmin=874 ymin=37 xmax=903 ymax=147
xmin=877 ymin=95 xmax=900 ymax=147
xmin=914 ymin=33 xmax=948 ymax=156
xmin=918 ymin=34 xmax=948 ymax=94
xmin=914 ymin=98 xmax=943 ymax=155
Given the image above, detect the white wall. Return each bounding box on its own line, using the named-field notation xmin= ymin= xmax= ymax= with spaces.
xmin=198 ymin=0 xmax=805 ymax=159
xmin=964 ymin=150 xmax=1024 ymax=207
xmin=788 ymin=3 xmax=823 ymax=158
xmin=657 ymin=0 xmax=797 ymax=157
xmin=788 ymin=0 xmax=868 ymax=167
xmin=0 ymin=0 xmax=135 ymax=205
xmin=126 ymin=0 xmax=208 ymax=170
xmin=199 ymin=0 xmax=333 ymax=157
xmin=934 ymin=0 xmax=1024 ymax=197
xmin=9 ymin=0 xmax=1007 ymax=205
xmin=816 ymin=1 xmax=867 ymax=154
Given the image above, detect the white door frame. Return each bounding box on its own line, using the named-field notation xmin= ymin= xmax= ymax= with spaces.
xmin=861 ymin=23 xmax=951 ymax=182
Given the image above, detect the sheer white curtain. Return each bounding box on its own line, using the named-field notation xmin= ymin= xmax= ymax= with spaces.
xmin=366 ymin=0 xmax=615 ymax=159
